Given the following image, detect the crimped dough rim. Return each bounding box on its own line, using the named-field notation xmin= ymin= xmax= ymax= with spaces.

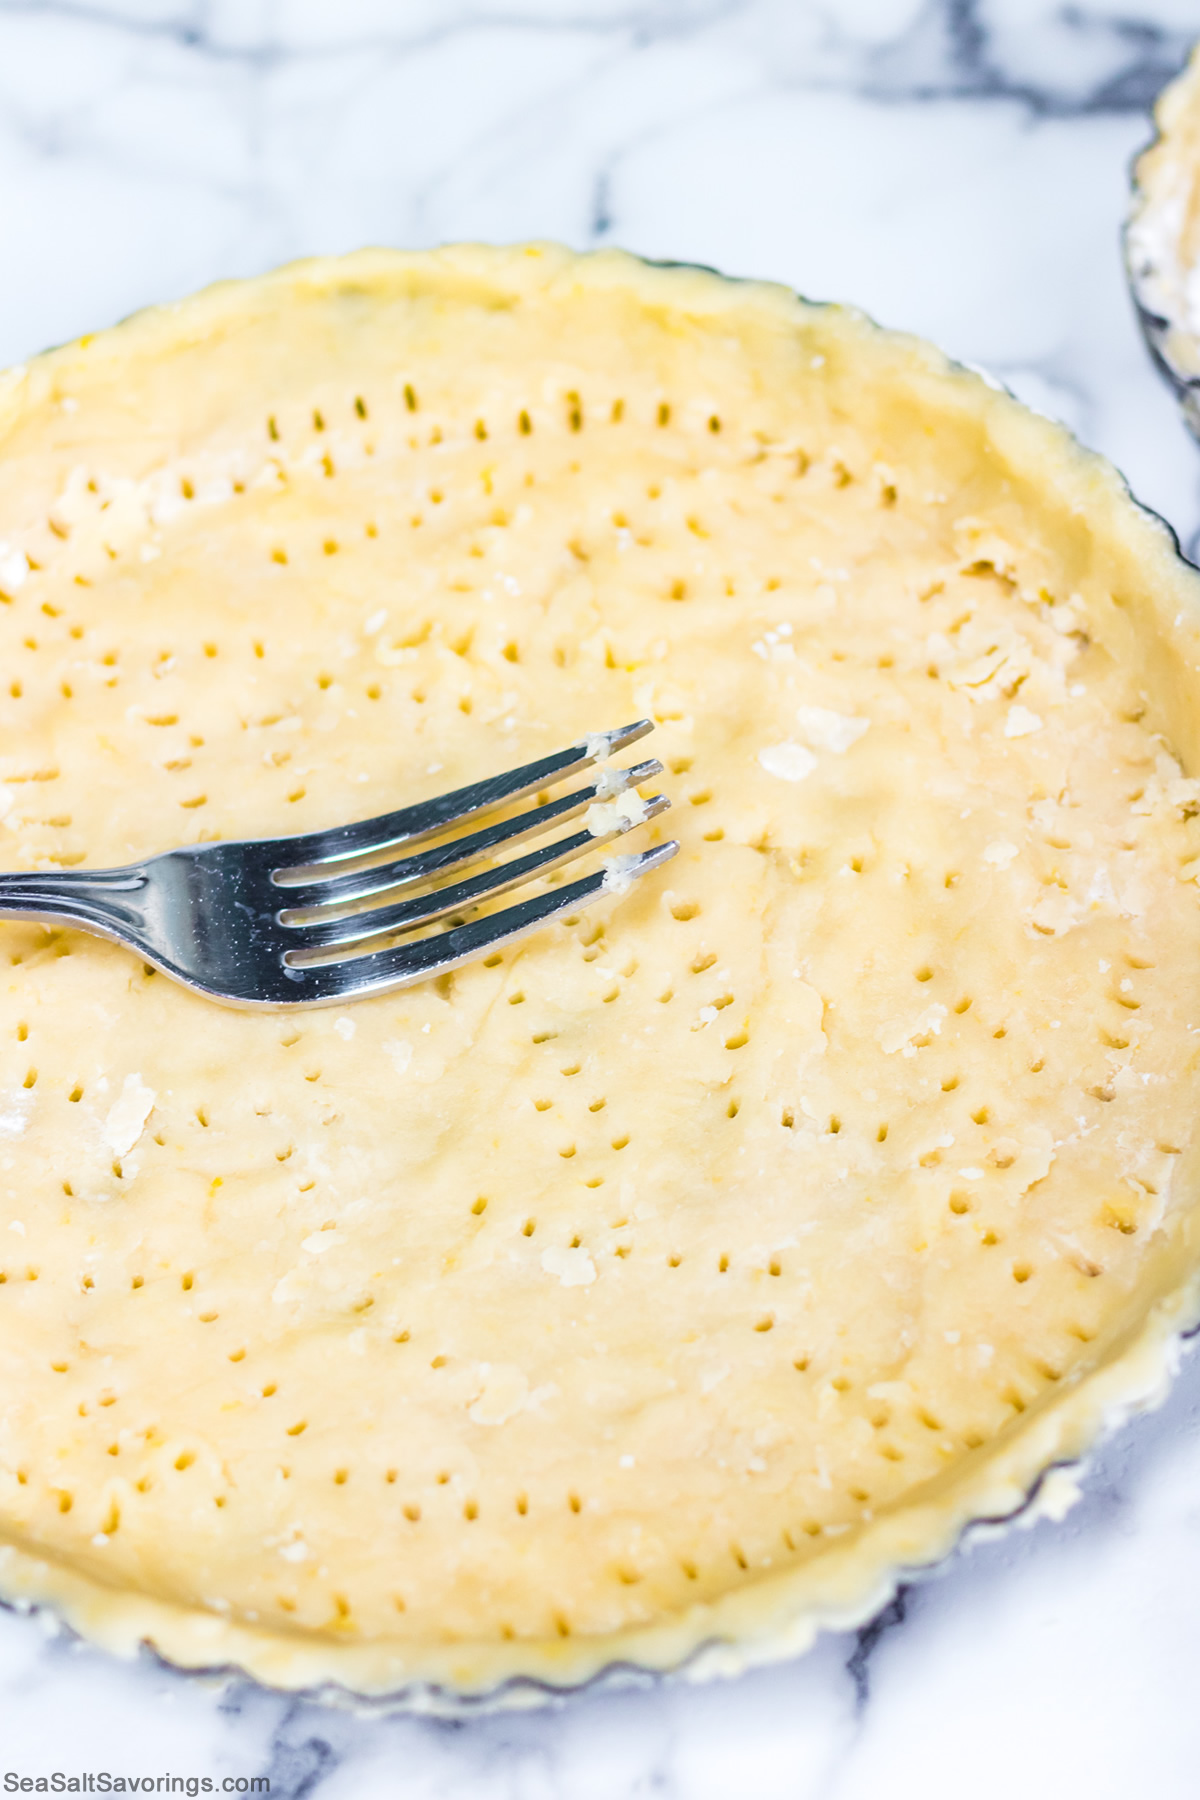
xmin=1126 ymin=43 xmax=1200 ymax=432
xmin=2 ymin=245 xmax=1200 ymax=1708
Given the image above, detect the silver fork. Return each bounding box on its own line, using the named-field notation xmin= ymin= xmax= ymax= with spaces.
xmin=0 ymin=721 xmax=678 ymax=1008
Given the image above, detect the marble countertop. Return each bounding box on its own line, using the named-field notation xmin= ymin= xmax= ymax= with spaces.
xmin=2 ymin=1 xmax=1200 ymax=1794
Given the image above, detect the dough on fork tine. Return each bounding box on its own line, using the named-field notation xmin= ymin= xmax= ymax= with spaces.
xmin=286 ymin=841 xmax=680 ymax=1001
xmin=269 ymin=718 xmax=656 ymax=882
xmin=281 ymin=795 xmax=673 ymax=956
xmin=0 ymin=721 xmax=677 ymax=1008
xmin=274 ymin=756 xmax=664 ymax=916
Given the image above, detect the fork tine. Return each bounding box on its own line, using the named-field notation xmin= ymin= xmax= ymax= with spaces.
xmin=269 ymin=720 xmax=655 ymax=878
xmin=282 ymin=796 xmax=672 ymax=958
xmin=279 ymin=842 xmax=680 ymax=1004
xmin=275 ymin=758 xmax=663 ymax=913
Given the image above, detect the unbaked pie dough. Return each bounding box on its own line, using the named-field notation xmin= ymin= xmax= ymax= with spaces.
xmin=2 ymin=246 xmax=1200 ymax=1702
xmin=1128 ymin=42 xmax=1200 ymax=431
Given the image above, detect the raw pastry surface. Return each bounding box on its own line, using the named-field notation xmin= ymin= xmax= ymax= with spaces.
xmin=1128 ymin=43 xmax=1200 ymax=386
xmin=2 ymin=246 xmax=1200 ymax=1698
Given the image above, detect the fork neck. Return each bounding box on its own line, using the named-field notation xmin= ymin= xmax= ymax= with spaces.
xmin=0 ymin=865 xmax=151 ymax=941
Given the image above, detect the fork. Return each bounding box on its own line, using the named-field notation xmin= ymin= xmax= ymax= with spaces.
xmin=0 ymin=721 xmax=678 ymax=1008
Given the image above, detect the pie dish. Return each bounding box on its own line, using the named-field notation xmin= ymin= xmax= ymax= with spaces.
xmin=1127 ymin=42 xmax=1200 ymax=439
xmin=3 ymin=245 xmax=1200 ymax=1709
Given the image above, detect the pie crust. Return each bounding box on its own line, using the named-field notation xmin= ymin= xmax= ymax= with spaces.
xmin=1127 ymin=42 xmax=1200 ymax=437
xmin=2 ymin=245 xmax=1200 ymax=1707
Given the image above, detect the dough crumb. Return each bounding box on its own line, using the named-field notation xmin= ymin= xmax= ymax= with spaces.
xmin=103 ymin=1074 xmax=156 ymax=1157
xmin=541 ymin=1246 xmax=597 ymax=1287
xmin=758 ymin=742 xmax=818 ymax=782
xmin=586 ymin=791 xmax=649 ymax=837
xmin=602 ymin=854 xmax=643 ymax=897
xmin=1005 ymin=705 xmax=1044 ymax=738
xmin=794 ymin=705 xmax=870 ymax=754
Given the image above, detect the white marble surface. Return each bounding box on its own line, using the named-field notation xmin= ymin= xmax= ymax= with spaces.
xmin=3 ymin=1 xmax=1200 ymax=1793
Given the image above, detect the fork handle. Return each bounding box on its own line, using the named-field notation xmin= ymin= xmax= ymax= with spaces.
xmin=0 ymin=867 xmax=150 ymax=943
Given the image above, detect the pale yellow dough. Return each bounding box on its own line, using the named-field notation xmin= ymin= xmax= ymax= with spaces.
xmin=3 ymin=246 xmax=1200 ymax=1702
xmin=1129 ymin=43 xmax=1200 ymax=376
